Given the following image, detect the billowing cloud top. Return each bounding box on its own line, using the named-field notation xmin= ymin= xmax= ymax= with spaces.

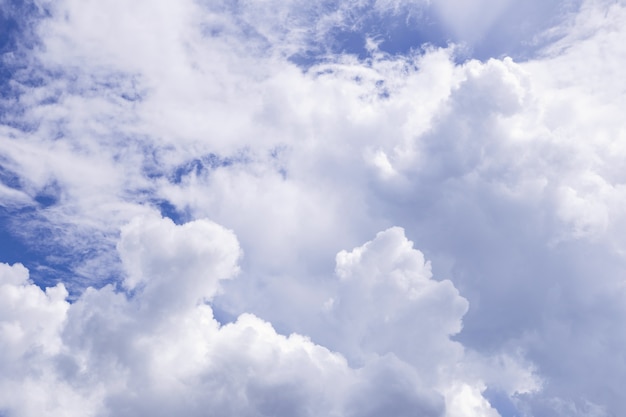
xmin=1 ymin=0 xmax=625 ymax=416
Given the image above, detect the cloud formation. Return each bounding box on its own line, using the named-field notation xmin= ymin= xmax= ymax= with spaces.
xmin=1 ymin=216 xmax=537 ymax=417
xmin=1 ymin=0 xmax=626 ymax=416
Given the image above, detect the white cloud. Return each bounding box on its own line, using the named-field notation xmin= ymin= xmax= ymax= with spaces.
xmin=0 ymin=183 xmax=32 ymax=208
xmin=1 ymin=216 xmax=532 ymax=417
xmin=329 ymin=227 xmax=538 ymax=416
xmin=0 ymin=263 xmax=77 ymax=417
xmin=117 ymin=214 xmax=241 ymax=313
xmin=331 ymin=227 xmax=467 ymax=361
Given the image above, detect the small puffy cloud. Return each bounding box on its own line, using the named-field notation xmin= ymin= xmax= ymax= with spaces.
xmin=117 ymin=214 xmax=241 ymax=313
xmin=332 ymin=227 xmax=468 ymax=364
xmin=0 ymin=263 xmax=68 ymax=364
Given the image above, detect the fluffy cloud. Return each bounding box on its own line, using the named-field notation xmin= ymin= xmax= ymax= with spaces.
xmin=0 ymin=263 xmax=74 ymax=416
xmin=1 ymin=215 xmax=533 ymax=417
xmin=331 ymin=227 xmax=467 ymax=366
xmin=117 ymin=215 xmax=241 ymax=313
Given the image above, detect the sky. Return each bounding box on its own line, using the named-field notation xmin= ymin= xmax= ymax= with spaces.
xmin=1 ymin=0 xmax=625 ymax=416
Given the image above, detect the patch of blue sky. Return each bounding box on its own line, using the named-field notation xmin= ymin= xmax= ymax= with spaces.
xmin=140 ymin=146 xmax=168 ymax=180
xmin=0 ymin=205 xmax=76 ymax=291
xmin=290 ymin=7 xmax=449 ymax=66
xmin=211 ymin=303 xmax=238 ymax=326
xmin=0 ymin=163 xmax=22 ymax=190
xmin=0 ymin=106 xmax=39 ymax=133
xmin=0 ymin=0 xmax=48 ymax=70
xmin=1 ymin=67 xmax=61 ymax=133
xmin=169 ymin=153 xmax=243 ymax=184
xmin=375 ymin=14 xmax=448 ymax=56
xmin=289 ymin=0 xmax=582 ymax=68
xmin=0 ymin=162 xmax=106 ymax=293
xmin=152 ymin=199 xmax=189 ymax=226
xmin=466 ymin=0 xmax=583 ymax=61
xmin=0 ymin=206 xmax=32 ymax=265
xmin=33 ymin=180 xmax=61 ymax=208
xmin=0 ymin=166 xmax=31 ymax=271
xmin=483 ymin=388 xmax=523 ymax=417
xmin=0 ymin=0 xmax=42 ymax=54
xmin=0 ymin=8 xmax=19 ymax=54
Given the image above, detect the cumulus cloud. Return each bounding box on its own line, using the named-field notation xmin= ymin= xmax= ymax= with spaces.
xmin=117 ymin=215 xmax=241 ymax=313
xmin=331 ymin=227 xmax=467 ymax=365
xmin=1 ymin=215 xmax=537 ymax=417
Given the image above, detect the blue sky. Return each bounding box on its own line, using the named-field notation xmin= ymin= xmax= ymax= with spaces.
xmin=1 ymin=0 xmax=625 ymax=416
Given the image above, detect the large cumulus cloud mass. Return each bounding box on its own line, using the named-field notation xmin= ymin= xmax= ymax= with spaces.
xmin=1 ymin=218 xmax=532 ymax=416
xmin=1 ymin=0 xmax=625 ymax=416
